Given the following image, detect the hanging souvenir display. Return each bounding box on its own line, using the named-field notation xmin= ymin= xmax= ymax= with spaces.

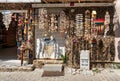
xmin=49 ymin=14 xmax=57 ymax=33
xmin=91 ymin=10 xmax=97 ymax=37
xmin=24 ymin=13 xmax=28 ymax=36
xmin=39 ymin=8 xmax=48 ymax=30
xmin=84 ymin=10 xmax=91 ymax=40
xmin=104 ymin=11 xmax=110 ymax=37
xmin=59 ymin=11 xmax=67 ymax=37
xmin=94 ymin=18 xmax=105 ymax=35
xmin=75 ymin=14 xmax=83 ymax=37
xmin=26 ymin=9 xmax=34 ymax=61
xmin=17 ymin=14 xmax=26 ymax=60
xmin=65 ymin=17 xmax=70 ymax=36
xmin=69 ymin=20 xmax=75 ymax=36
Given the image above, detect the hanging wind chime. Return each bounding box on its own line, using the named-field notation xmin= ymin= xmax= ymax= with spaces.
xmin=59 ymin=11 xmax=67 ymax=37
xmin=2 ymin=10 xmax=12 ymax=30
xmin=49 ymin=14 xmax=57 ymax=33
xmin=75 ymin=14 xmax=83 ymax=37
xmin=84 ymin=10 xmax=91 ymax=40
xmin=91 ymin=10 xmax=97 ymax=37
xmin=104 ymin=11 xmax=110 ymax=37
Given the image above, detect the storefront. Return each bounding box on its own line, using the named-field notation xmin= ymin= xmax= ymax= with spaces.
xmin=32 ymin=1 xmax=119 ymax=69
xmin=1 ymin=0 xmax=120 ymax=69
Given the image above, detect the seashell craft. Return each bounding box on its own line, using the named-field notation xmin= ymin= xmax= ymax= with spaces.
xmin=85 ymin=10 xmax=91 ymax=37
xmin=59 ymin=11 xmax=67 ymax=36
xmin=75 ymin=14 xmax=83 ymax=37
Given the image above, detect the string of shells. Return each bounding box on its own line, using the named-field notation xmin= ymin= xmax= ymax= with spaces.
xmin=75 ymin=14 xmax=83 ymax=37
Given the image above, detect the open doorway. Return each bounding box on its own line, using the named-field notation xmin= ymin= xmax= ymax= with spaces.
xmin=0 ymin=12 xmax=17 ymax=60
xmin=0 ymin=10 xmax=27 ymax=61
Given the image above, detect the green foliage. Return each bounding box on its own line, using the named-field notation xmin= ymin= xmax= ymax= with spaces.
xmin=61 ymin=54 xmax=66 ymax=63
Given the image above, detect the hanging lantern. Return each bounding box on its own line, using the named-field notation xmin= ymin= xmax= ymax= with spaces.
xmin=2 ymin=10 xmax=12 ymax=30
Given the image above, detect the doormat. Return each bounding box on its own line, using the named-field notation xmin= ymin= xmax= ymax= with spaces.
xmin=42 ymin=71 xmax=64 ymax=77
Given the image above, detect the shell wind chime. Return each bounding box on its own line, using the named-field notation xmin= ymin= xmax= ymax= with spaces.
xmin=104 ymin=11 xmax=110 ymax=37
xmin=91 ymin=10 xmax=97 ymax=37
xmin=59 ymin=11 xmax=67 ymax=37
xmin=39 ymin=8 xmax=48 ymax=30
xmin=49 ymin=14 xmax=57 ymax=33
xmin=84 ymin=10 xmax=91 ymax=40
xmin=75 ymin=14 xmax=83 ymax=37
xmin=2 ymin=11 xmax=12 ymax=30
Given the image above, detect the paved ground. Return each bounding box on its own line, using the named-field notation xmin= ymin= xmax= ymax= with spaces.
xmin=0 ymin=47 xmax=120 ymax=81
xmin=0 ymin=68 xmax=120 ymax=81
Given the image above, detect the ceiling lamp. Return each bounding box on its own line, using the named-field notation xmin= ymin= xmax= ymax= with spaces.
xmin=2 ymin=10 xmax=12 ymax=30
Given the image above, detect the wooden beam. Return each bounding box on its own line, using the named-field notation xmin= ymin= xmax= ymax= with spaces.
xmin=0 ymin=10 xmax=27 ymax=13
xmin=32 ymin=3 xmax=114 ymax=8
xmin=43 ymin=0 xmax=115 ymax=3
xmin=43 ymin=0 xmax=49 ymax=3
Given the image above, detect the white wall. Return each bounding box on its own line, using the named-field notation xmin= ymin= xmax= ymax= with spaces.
xmin=114 ymin=0 xmax=120 ymax=62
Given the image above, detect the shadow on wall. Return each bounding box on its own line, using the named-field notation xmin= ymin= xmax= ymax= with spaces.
xmin=117 ymin=40 xmax=120 ymax=60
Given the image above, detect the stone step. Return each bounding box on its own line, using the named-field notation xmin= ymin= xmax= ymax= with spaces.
xmin=43 ymin=64 xmax=63 ymax=72
xmin=33 ymin=59 xmax=63 ymax=68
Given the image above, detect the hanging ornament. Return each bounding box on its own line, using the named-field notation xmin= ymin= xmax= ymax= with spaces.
xmin=2 ymin=10 xmax=12 ymax=30
xmin=104 ymin=11 xmax=110 ymax=25
xmin=39 ymin=8 xmax=48 ymax=30
xmin=92 ymin=10 xmax=97 ymax=20
xmin=91 ymin=10 xmax=97 ymax=31
xmin=85 ymin=10 xmax=91 ymax=36
xmin=104 ymin=11 xmax=110 ymax=37
xmin=75 ymin=14 xmax=83 ymax=37
xmin=49 ymin=14 xmax=57 ymax=33
xmin=59 ymin=11 xmax=67 ymax=36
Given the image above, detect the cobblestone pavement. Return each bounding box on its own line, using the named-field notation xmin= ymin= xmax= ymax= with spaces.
xmin=0 ymin=68 xmax=120 ymax=81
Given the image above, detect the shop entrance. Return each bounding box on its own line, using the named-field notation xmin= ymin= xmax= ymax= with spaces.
xmin=0 ymin=10 xmax=27 ymax=61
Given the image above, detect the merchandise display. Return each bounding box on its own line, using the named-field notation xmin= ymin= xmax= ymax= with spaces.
xmin=59 ymin=11 xmax=67 ymax=36
xmin=85 ymin=10 xmax=91 ymax=37
xmin=16 ymin=9 xmax=34 ymax=63
xmin=75 ymin=14 xmax=83 ymax=37
xmin=36 ymin=7 xmax=115 ymax=68
xmin=39 ymin=8 xmax=48 ymax=30
xmin=49 ymin=14 xmax=58 ymax=33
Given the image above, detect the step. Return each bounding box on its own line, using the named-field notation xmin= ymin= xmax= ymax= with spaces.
xmin=43 ymin=64 xmax=63 ymax=72
xmin=33 ymin=59 xmax=63 ymax=68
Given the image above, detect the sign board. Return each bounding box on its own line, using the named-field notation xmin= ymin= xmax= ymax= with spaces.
xmin=80 ymin=50 xmax=90 ymax=70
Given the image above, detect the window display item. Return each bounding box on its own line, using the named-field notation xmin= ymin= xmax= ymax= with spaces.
xmin=39 ymin=8 xmax=48 ymax=30
xmin=49 ymin=14 xmax=57 ymax=33
xmin=59 ymin=11 xmax=67 ymax=36
xmin=75 ymin=14 xmax=83 ymax=37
